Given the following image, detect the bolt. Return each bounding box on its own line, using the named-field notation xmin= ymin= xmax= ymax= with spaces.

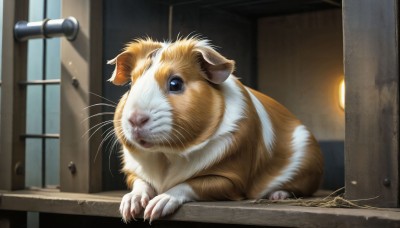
xmin=14 ymin=162 xmax=24 ymax=175
xmin=383 ymin=178 xmax=391 ymax=187
xmin=72 ymin=77 xmax=79 ymax=88
xmin=68 ymin=161 xmax=76 ymax=174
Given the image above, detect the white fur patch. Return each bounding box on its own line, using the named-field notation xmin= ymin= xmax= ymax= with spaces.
xmin=122 ymin=146 xmax=167 ymax=192
xmin=121 ymin=50 xmax=173 ymax=149
xmin=246 ymin=88 xmax=275 ymax=154
xmin=214 ymin=77 xmax=247 ymax=138
xmin=258 ymin=125 xmax=310 ymax=198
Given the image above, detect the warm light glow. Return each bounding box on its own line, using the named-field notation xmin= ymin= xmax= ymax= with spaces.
xmin=339 ymin=78 xmax=345 ymax=110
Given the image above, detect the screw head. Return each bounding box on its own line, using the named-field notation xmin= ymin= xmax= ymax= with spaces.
xmin=14 ymin=162 xmax=24 ymax=175
xmin=383 ymin=178 xmax=391 ymax=187
xmin=68 ymin=161 xmax=76 ymax=174
xmin=72 ymin=77 xmax=79 ymax=88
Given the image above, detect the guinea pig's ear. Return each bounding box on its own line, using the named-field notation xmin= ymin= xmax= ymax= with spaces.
xmin=107 ymin=52 xmax=133 ymax=85
xmin=194 ymin=46 xmax=235 ymax=84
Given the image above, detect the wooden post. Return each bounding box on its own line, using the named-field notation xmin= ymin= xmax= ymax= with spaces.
xmin=343 ymin=0 xmax=399 ymax=207
xmin=60 ymin=0 xmax=103 ymax=193
xmin=0 ymin=0 xmax=29 ymax=190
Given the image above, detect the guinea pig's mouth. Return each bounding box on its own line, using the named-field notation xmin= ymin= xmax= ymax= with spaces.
xmin=137 ymin=139 xmax=153 ymax=149
xmin=129 ymin=128 xmax=155 ymax=149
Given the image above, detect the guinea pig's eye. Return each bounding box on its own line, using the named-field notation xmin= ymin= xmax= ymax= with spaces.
xmin=168 ymin=76 xmax=184 ymax=93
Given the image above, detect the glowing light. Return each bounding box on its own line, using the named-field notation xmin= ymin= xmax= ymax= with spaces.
xmin=339 ymin=78 xmax=345 ymax=110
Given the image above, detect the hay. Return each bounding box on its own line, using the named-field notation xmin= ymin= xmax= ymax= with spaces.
xmin=254 ymin=188 xmax=378 ymax=209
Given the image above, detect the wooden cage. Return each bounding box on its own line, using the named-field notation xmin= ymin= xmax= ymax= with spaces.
xmin=0 ymin=0 xmax=399 ymax=227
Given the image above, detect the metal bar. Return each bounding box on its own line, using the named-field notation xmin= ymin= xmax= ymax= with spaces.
xmin=42 ymin=0 xmax=48 ymax=188
xmin=21 ymin=134 xmax=60 ymax=139
xmin=14 ymin=17 xmax=79 ymax=41
xmin=168 ymin=5 xmax=173 ymax=40
xmin=19 ymin=79 xmax=61 ymax=85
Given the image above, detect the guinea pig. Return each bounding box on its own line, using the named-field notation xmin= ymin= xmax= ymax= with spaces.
xmin=108 ymin=37 xmax=323 ymax=223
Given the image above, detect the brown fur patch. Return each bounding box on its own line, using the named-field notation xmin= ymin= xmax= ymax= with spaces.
xmin=188 ymin=83 xmax=323 ymax=200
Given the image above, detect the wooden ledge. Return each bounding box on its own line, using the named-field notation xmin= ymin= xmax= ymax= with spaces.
xmin=0 ymin=190 xmax=399 ymax=227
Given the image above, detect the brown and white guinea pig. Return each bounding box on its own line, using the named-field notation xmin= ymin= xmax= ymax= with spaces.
xmin=108 ymin=37 xmax=323 ymax=223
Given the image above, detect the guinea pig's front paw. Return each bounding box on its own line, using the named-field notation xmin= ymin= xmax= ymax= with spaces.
xmin=120 ymin=192 xmax=146 ymax=223
xmin=119 ymin=181 xmax=156 ymax=223
xmin=268 ymin=190 xmax=291 ymax=200
xmin=143 ymin=193 xmax=182 ymax=223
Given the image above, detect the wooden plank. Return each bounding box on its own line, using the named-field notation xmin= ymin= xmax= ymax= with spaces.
xmin=0 ymin=0 xmax=29 ymax=190
xmin=343 ymin=0 xmax=399 ymax=207
xmin=60 ymin=0 xmax=103 ymax=193
xmin=0 ymin=190 xmax=400 ymax=227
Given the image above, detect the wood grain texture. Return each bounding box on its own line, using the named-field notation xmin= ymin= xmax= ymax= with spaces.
xmin=60 ymin=0 xmax=103 ymax=193
xmin=343 ymin=0 xmax=399 ymax=207
xmin=258 ymin=9 xmax=344 ymax=141
xmin=0 ymin=0 xmax=29 ymax=190
xmin=0 ymin=190 xmax=399 ymax=227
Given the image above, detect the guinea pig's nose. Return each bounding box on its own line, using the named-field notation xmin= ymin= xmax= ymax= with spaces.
xmin=129 ymin=112 xmax=150 ymax=128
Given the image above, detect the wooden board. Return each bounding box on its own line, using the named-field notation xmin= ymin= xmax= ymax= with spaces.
xmin=343 ymin=0 xmax=399 ymax=207
xmin=0 ymin=0 xmax=29 ymax=190
xmin=60 ymin=0 xmax=103 ymax=193
xmin=0 ymin=190 xmax=399 ymax=227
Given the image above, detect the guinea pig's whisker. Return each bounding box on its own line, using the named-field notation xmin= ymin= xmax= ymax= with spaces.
xmin=83 ymin=119 xmax=114 ymax=140
xmin=83 ymin=103 xmax=116 ymax=110
xmin=160 ymin=132 xmax=185 ymax=151
xmin=170 ymin=127 xmax=186 ymax=140
xmin=152 ymin=115 xmax=171 ymax=126
xmin=94 ymin=127 xmax=117 ymax=162
xmin=152 ymin=115 xmax=163 ymax=122
xmin=89 ymin=92 xmax=118 ymax=105
xmin=150 ymin=123 xmax=169 ymax=133
xmin=158 ymin=134 xmax=173 ymax=149
xmin=169 ymin=129 xmax=187 ymax=149
xmin=97 ymin=126 xmax=115 ymax=147
xmin=108 ymin=135 xmax=121 ymax=176
xmin=81 ymin=112 xmax=115 ymax=124
xmin=105 ymin=131 xmax=120 ymax=155
xmin=101 ymin=124 xmax=119 ymax=138
xmin=149 ymin=109 xmax=163 ymax=116
xmin=171 ymin=123 xmax=193 ymax=139
xmin=102 ymin=129 xmax=121 ymax=177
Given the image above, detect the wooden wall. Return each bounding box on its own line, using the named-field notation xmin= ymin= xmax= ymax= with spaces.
xmin=257 ymin=9 xmax=344 ymax=190
xmin=258 ymin=9 xmax=344 ymax=141
xmin=343 ymin=0 xmax=399 ymax=207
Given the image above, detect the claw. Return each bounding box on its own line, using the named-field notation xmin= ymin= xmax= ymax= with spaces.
xmin=119 ymin=180 xmax=156 ymax=223
xmin=143 ymin=193 xmax=182 ymax=222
